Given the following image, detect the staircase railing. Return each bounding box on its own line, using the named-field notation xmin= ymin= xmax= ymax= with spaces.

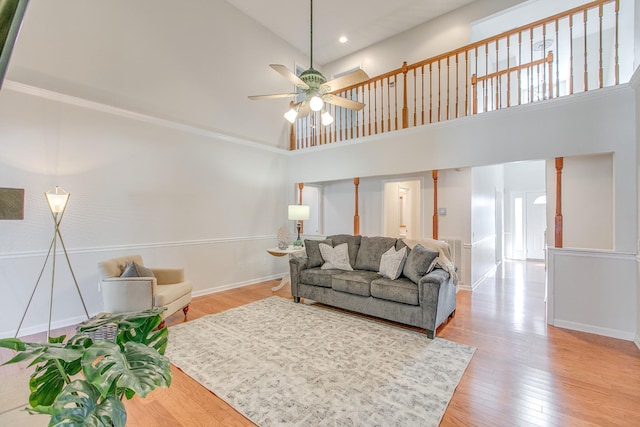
xmin=291 ymin=0 xmax=623 ymax=150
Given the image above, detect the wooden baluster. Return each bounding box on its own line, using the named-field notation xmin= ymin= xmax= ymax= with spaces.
xmin=518 ymin=32 xmax=522 ymax=105
xmin=367 ymin=81 xmax=372 ymax=137
xmin=484 ymin=43 xmax=488 ymax=111
xmin=393 ymin=74 xmax=398 ymax=131
xmin=547 ymin=51 xmax=554 ymax=99
xmin=438 ymin=59 xmax=442 ymax=121
xmin=465 ymin=51 xmax=469 ymax=116
xmin=374 ymin=80 xmax=378 ymax=134
xmin=529 ymin=28 xmax=534 ymax=103
xmin=455 ymin=53 xmax=459 ymax=118
xmin=421 ymin=66 xmax=425 ymax=125
xmin=412 ymin=68 xmax=417 ymax=127
xmin=381 ymin=78 xmax=385 ymax=133
xmin=355 ymin=87 xmax=360 ymax=138
xmin=506 ymin=36 xmax=511 ymax=107
xmin=446 ymin=56 xmax=450 ymax=121
xmin=598 ymin=3 xmax=603 ymax=89
xmin=298 ymin=183 xmax=305 ymax=234
xmin=402 ymin=62 xmax=409 ymax=129
xmin=570 ymin=13 xmax=574 ymax=94
xmin=555 ymin=158 xmax=563 ymax=248
xmin=354 ymin=178 xmax=360 ymax=235
xmin=433 ymin=170 xmax=439 ymax=240
xmin=615 ymin=0 xmax=619 ymax=85
xmin=583 ymin=9 xmax=588 ymax=91
xmin=429 ymin=62 xmax=434 ymax=121
xmin=471 ymin=74 xmax=478 ymax=115
xmin=555 ymin=19 xmax=560 ymax=98
xmin=290 ymin=102 xmax=296 ymax=151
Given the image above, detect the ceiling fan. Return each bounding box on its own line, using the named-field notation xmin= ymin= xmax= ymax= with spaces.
xmin=248 ymin=0 xmax=370 ymax=126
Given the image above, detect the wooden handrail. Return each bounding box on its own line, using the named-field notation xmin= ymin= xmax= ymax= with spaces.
xmin=294 ymin=0 xmax=621 ymax=149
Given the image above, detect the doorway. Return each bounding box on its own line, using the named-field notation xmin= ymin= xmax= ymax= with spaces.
xmin=383 ymin=180 xmax=421 ymax=239
xmin=509 ymin=191 xmax=546 ymax=260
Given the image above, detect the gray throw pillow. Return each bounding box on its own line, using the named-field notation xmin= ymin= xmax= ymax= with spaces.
xmin=402 ymin=244 xmax=439 ymax=284
xmin=354 ymin=236 xmax=398 ymax=272
xmin=121 ymin=261 xmax=155 ymax=278
xmin=304 ymin=239 xmax=333 ymax=268
xmin=379 ymin=246 xmax=408 ymax=280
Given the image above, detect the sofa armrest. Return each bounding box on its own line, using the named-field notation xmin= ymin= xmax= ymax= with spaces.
xmin=100 ymin=277 xmax=157 ymax=313
xmin=289 ymin=257 xmax=310 ymax=297
xmin=417 ymin=268 xmax=456 ymax=336
xmin=150 ymin=267 xmax=185 ymax=285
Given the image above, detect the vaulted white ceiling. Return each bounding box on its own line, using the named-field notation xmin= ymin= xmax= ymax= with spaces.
xmin=224 ymin=0 xmax=479 ymax=65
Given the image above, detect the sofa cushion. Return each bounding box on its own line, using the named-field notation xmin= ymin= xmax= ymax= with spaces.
xmin=402 ymin=244 xmax=439 ymax=284
xmin=320 ymin=243 xmax=353 ymax=271
xmin=354 ymin=236 xmax=398 ymax=272
xmin=305 ymin=238 xmax=333 ymax=268
xmin=300 ymin=268 xmax=342 ymax=288
xmin=332 ymin=270 xmax=380 ymax=297
xmin=329 ymin=234 xmax=362 ymax=267
xmin=378 ymin=246 xmax=408 ymax=280
xmin=371 ymin=277 xmax=419 ymax=306
xmin=121 ymin=261 xmax=155 ymax=278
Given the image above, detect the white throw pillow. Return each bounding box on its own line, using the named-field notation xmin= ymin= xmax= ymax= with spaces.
xmin=319 ymin=243 xmax=353 ymax=271
xmin=378 ymin=246 xmax=407 ymax=280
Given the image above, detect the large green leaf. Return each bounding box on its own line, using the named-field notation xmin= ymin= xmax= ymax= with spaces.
xmin=82 ymin=340 xmax=171 ymax=399
xmin=46 ymin=380 xmax=127 ymax=427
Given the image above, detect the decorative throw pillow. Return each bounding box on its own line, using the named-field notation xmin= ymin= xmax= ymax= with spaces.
xmin=402 ymin=244 xmax=439 ymax=284
xmin=305 ymin=239 xmax=333 ymax=268
xmin=121 ymin=261 xmax=155 ymax=278
xmin=378 ymin=246 xmax=407 ymax=280
xmin=319 ymin=243 xmax=353 ymax=271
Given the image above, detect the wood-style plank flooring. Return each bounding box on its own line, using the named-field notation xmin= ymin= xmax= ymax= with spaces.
xmin=2 ymin=260 xmax=639 ymax=426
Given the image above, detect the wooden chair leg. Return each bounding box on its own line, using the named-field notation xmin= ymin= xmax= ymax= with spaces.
xmin=183 ymin=305 xmax=190 ymax=317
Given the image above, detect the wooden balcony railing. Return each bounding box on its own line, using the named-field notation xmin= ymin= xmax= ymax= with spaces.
xmin=291 ymin=0 xmax=623 ymax=150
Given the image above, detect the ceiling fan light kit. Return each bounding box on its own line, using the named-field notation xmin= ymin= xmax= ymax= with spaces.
xmin=249 ymin=0 xmax=369 ymax=126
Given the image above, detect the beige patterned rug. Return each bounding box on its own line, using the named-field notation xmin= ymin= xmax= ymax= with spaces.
xmin=166 ymin=297 xmax=475 ymax=426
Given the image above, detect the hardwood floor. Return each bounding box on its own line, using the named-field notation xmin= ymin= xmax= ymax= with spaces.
xmin=2 ymin=260 xmax=639 ymax=426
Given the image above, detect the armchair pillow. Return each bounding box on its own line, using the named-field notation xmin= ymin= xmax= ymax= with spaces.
xmin=402 ymin=244 xmax=439 ymax=284
xmin=379 ymin=246 xmax=408 ymax=280
xmin=319 ymin=243 xmax=353 ymax=271
xmin=120 ymin=261 xmax=155 ymax=278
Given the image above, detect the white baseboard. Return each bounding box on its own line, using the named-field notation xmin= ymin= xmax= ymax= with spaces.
xmin=635 ymin=335 xmax=640 ymax=351
xmin=552 ymin=319 xmax=636 ymax=342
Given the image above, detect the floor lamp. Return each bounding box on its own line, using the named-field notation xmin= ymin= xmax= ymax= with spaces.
xmin=15 ymin=186 xmax=89 ymax=339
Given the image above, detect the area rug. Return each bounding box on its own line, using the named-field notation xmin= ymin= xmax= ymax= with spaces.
xmin=166 ymin=297 xmax=475 ymax=426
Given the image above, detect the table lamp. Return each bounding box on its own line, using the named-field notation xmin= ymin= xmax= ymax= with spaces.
xmin=288 ymin=205 xmax=310 ymax=246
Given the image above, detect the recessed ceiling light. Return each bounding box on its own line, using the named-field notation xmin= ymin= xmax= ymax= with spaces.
xmin=339 ymin=36 xmax=348 ymax=44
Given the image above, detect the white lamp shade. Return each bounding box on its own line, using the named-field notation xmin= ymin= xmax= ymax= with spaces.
xmin=321 ymin=111 xmax=334 ymax=126
xmin=284 ymin=107 xmax=298 ymax=123
xmin=288 ymin=205 xmax=310 ymax=221
xmin=45 ymin=186 xmax=70 ymax=214
xmin=309 ymin=95 xmax=324 ymax=111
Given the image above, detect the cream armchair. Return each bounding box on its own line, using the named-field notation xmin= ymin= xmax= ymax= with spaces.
xmin=98 ymin=255 xmax=192 ymax=320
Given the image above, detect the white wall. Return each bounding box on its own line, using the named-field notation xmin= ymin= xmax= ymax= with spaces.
xmin=8 ymin=0 xmax=310 ymax=147
xmin=0 ymin=85 xmax=289 ymax=337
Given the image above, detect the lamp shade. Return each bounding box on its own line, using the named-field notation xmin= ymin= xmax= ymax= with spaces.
xmin=45 ymin=186 xmax=70 ymax=214
xmin=288 ymin=205 xmax=310 ymax=221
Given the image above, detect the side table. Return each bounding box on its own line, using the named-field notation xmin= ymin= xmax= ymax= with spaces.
xmin=266 ymin=246 xmax=305 ymax=292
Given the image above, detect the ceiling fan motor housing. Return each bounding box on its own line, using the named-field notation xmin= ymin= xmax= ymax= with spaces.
xmin=300 ymin=68 xmax=327 ymax=91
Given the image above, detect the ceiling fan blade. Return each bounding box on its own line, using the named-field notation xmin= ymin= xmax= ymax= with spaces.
xmin=248 ymin=93 xmax=298 ymax=100
xmin=324 ymin=95 xmax=366 ymax=111
xmin=321 ymin=69 xmax=370 ymax=92
xmin=270 ymin=64 xmax=309 ymax=89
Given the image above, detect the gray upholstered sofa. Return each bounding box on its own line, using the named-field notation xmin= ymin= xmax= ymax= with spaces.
xmin=289 ymin=234 xmax=457 ymax=338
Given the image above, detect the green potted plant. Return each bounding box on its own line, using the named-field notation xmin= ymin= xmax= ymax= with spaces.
xmin=0 ymin=308 xmax=172 ymax=427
